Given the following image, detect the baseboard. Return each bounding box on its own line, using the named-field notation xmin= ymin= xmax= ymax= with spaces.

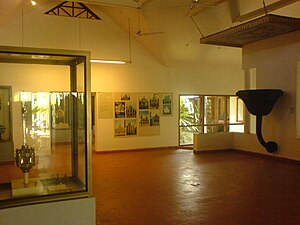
xmin=193 ymin=149 xmax=235 ymax=154
xmin=93 ymin=146 xmax=300 ymax=164
xmin=94 ymin=146 xmax=179 ymax=154
xmin=234 ymin=149 xmax=300 ymax=164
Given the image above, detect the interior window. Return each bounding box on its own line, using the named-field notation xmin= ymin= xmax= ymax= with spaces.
xmin=179 ymin=94 xmax=244 ymax=146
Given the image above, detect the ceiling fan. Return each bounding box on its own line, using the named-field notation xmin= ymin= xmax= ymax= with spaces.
xmin=135 ymin=10 xmax=164 ymax=36
xmin=190 ymin=0 xmax=220 ymax=9
xmin=168 ymin=0 xmax=221 ymax=10
xmin=167 ymin=0 xmax=222 ymax=17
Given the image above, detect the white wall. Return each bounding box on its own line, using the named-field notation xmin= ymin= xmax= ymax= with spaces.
xmin=241 ymin=30 xmax=300 ymax=160
xmin=0 ymin=3 xmax=243 ymax=151
xmin=93 ymin=60 xmax=243 ymax=151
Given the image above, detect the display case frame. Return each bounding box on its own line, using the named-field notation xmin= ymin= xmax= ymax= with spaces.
xmin=0 ymin=45 xmax=92 ymax=209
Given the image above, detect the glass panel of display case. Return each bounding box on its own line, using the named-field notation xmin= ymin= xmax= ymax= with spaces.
xmin=77 ymin=61 xmax=87 ymax=188
xmin=0 ymin=86 xmax=14 ymax=162
xmin=0 ymin=86 xmax=11 ymax=141
xmin=75 ymin=91 xmax=86 ymax=188
xmin=21 ymin=92 xmax=51 ymax=156
xmin=51 ymin=92 xmax=71 ymax=143
xmin=0 ymin=46 xmax=91 ymax=208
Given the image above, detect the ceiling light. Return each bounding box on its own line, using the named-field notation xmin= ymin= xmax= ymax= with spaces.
xmin=31 ymin=0 xmax=37 ymax=6
xmin=90 ymin=59 xmax=129 ymax=64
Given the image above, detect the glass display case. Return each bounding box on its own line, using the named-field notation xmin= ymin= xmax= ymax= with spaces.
xmin=0 ymin=46 xmax=92 ymax=208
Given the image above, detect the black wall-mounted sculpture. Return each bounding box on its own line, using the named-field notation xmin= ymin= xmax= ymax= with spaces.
xmin=236 ymin=89 xmax=283 ymax=153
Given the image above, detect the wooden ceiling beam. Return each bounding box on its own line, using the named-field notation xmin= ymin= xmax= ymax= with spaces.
xmin=69 ymin=0 xmax=137 ymax=8
xmin=136 ymin=0 xmax=155 ymax=9
xmin=233 ymin=0 xmax=300 ymax=23
xmin=228 ymin=0 xmax=240 ymax=21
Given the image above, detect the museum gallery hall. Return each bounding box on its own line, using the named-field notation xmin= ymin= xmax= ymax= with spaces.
xmin=1 ymin=0 xmax=300 ymax=225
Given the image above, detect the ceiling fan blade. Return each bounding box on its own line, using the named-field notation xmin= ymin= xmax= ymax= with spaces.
xmin=195 ymin=4 xmax=221 ymax=8
xmin=166 ymin=3 xmax=220 ymax=10
xmin=185 ymin=2 xmax=221 ymax=17
xmin=137 ymin=31 xmax=164 ymax=36
xmin=165 ymin=4 xmax=191 ymax=9
xmin=136 ymin=9 xmax=164 ymax=37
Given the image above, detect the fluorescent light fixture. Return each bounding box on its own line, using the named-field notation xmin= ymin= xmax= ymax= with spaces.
xmin=31 ymin=0 xmax=37 ymax=6
xmin=90 ymin=59 xmax=129 ymax=64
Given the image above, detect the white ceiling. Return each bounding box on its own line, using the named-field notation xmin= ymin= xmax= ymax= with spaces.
xmin=1 ymin=0 xmax=300 ymax=67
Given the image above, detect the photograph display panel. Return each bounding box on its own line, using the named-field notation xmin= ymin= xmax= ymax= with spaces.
xmin=138 ymin=93 xmax=160 ymax=136
xmin=114 ymin=93 xmax=138 ymax=137
xmin=99 ymin=92 xmax=172 ymax=138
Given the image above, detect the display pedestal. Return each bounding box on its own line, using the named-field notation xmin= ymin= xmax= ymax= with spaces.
xmin=11 ymin=179 xmax=43 ymax=197
xmin=47 ymin=184 xmax=68 ymax=193
xmin=0 ymin=197 xmax=96 ymax=225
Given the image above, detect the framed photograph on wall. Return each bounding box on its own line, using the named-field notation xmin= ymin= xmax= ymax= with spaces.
xmin=114 ymin=102 xmax=125 ymax=118
xmin=126 ymin=119 xmax=137 ymax=136
xmin=114 ymin=120 xmax=126 ymax=137
xmin=125 ymin=102 xmax=137 ymax=118
xmin=150 ymin=111 xmax=160 ymax=126
xmin=139 ymin=111 xmax=150 ymax=127
xmin=98 ymin=92 xmax=113 ymax=119
xmin=161 ymin=93 xmax=173 ymax=116
xmin=121 ymin=93 xmax=131 ymax=101
xmin=138 ymin=96 xmax=149 ymax=110
xmin=150 ymin=93 xmax=160 ymax=110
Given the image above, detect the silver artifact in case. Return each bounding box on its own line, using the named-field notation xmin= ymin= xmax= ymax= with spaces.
xmin=16 ymin=144 xmax=35 ymax=184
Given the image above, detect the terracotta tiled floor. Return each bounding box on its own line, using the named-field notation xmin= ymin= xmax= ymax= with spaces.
xmin=92 ymin=149 xmax=300 ymax=225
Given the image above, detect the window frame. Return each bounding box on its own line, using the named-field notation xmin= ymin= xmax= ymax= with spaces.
xmin=179 ymin=94 xmax=244 ymax=146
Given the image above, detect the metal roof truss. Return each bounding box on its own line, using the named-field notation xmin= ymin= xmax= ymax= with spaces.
xmin=45 ymin=1 xmax=101 ymax=20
